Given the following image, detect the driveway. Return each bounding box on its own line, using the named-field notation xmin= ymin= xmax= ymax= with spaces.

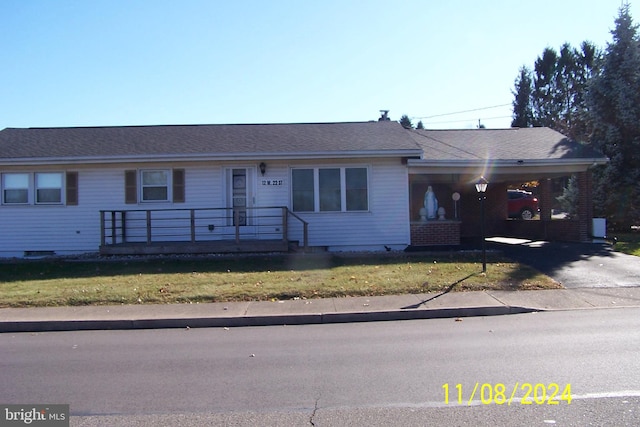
xmin=487 ymin=238 xmax=640 ymax=288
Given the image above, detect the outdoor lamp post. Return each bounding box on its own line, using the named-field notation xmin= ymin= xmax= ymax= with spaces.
xmin=475 ymin=177 xmax=488 ymax=272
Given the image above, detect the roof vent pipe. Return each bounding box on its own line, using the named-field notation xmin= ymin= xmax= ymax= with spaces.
xmin=378 ymin=110 xmax=390 ymax=121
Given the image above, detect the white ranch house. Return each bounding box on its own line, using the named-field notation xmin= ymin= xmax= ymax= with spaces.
xmin=0 ymin=121 xmax=607 ymax=258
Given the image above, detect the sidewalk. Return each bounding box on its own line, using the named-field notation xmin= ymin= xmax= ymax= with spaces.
xmin=2 ymin=287 xmax=640 ymax=333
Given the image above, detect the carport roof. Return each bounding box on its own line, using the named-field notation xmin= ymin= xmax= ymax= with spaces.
xmin=408 ymin=127 xmax=606 ymax=162
xmin=406 ymin=127 xmax=608 ymax=182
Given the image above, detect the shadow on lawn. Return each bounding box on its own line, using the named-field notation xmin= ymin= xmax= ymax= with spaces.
xmin=401 ymin=273 xmax=477 ymax=309
xmin=0 ymin=251 xmax=542 ymax=288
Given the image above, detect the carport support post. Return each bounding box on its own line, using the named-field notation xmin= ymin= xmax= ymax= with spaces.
xmin=539 ymin=179 xmax=552 ymax=222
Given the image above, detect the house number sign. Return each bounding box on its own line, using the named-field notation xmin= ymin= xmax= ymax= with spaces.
xmin=261 ymin=178 xmax=285 ymax=186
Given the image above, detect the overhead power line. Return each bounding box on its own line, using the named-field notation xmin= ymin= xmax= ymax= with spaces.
xmin=426 ymin=115 xmax=513 ymax=126
xmin=412 ymin=103 xmax=511 ymax=120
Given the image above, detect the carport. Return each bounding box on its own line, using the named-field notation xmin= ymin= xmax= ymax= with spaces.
xmin=406 ymin=127 xmax=608 ymax=245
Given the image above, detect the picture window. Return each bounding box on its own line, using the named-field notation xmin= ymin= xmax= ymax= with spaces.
xmin=291 ymin=167 xmax=368 ymax=212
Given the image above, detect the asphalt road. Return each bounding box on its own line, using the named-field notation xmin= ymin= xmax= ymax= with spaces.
xmin=488 ymin=239 xmax=640 ymax=288
xmin=2 ymin=308 xmax=640 ymax=426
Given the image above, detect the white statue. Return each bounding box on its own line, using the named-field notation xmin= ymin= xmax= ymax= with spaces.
xmin=424 ymin=186 xmax=438 ymax=220
xmin=419 ymin=207 xmax=427 ymax=221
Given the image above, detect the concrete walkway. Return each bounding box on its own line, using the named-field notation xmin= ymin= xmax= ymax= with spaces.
xmin=2 ymin=287 xmax=640 ymax=333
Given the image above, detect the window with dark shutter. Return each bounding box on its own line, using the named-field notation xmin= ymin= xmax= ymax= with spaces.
xmin=35 ymin=173 xmax=63 ymax=204
xmin=66 ymin=171 xmax=78 ymax=205
xmin=125 ymin=170 xmax=137 ymax=204
xmin=173 ymin=169 xmax=185 ymax=203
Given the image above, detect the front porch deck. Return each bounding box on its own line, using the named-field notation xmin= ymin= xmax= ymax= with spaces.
xmin=99 ymin=206 xmax=308 ymax=256
xmin=99 ymin=239 xmax=291 ymax=255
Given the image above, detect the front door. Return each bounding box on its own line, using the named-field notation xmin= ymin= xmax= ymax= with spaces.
xmin=226 ymin=168 xmax=256 ymax=235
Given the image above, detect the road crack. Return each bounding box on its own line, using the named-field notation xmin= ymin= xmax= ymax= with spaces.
xmin=309 ymin=396 xmax=320 ymax=426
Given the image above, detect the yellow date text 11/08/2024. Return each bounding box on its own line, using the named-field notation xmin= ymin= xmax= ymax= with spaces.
xmin=442 ymin=383 xmax=572 ymax=406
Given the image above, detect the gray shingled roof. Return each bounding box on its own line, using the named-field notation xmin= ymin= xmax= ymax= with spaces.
xmin=408 ymin=127 xmax=606 ymax=162
xmin=0 ymin=121 xmax=607 ymax=165
xmin=0 ymin=121 xmax=421 ymax=161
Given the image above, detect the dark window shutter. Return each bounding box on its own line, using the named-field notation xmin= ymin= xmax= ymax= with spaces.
xmin=173 ymin=169 xmax=185 ymax=203
xmin=125 ymin=170 xmax=137 ymax=204
xmin=66 ymin=171 xmax=78 ymax=205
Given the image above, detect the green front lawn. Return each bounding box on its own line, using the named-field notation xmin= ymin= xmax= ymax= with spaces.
xmin=612 ymin=232 xmax=640 ymax=256
xmin=0 ymin=252 xmax=560 ymax=308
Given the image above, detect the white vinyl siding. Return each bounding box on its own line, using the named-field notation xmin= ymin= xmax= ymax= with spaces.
xmin=0 ymin=159 xmax=410 ymax=257
xmin=286 ymin=159 xmax=409 ymax=250
xmin=0 ymin=166 xmax=221 ymax=257
xmin=0 ymin=169 xmax=116 ymax=257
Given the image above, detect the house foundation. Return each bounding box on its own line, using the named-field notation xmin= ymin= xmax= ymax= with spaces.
xmin=410 ymin=221 xmax=461 ymax=246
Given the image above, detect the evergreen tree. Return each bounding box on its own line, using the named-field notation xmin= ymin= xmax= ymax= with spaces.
xmin=511 ymin=66 xmax=534 ymax=127
xmin=587 ymin=4 xmax=640 ymax=230
xmin=399 ymin=114 xmax=413 ymax=129
xmin=532 ymin=47 xmax=562 ymax=128
xmin=516 ymin=42 xmax=599 ymax=140
xmin=554 ymin=42 xmax=599 ymax=141
xmin=556 ymin=175 xmax=579 ymax=218
xmin=416 ymin=120 xmax=424 ymax=130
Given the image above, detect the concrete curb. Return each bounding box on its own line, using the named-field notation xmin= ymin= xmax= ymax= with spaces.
xmin=5 ymin=285 xmax=640 ymax=333
xmin=0 ymin=305 xmax=538 ymax=333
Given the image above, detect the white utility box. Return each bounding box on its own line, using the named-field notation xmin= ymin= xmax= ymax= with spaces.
xmin=592 ymin=218 xmax=606 ymax=238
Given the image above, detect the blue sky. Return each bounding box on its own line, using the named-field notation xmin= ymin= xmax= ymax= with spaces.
xmin=1 ymin=0 xmax=637 ymax=130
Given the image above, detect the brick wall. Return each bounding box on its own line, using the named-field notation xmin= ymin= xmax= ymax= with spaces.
xmin=410 ymin=221 xmax=461 ymax=246
xmin=502 ymin=219 xmax=582 ymax=241
xmin=576 ymin=170 xmax=592 ymax=241
xmin=547 ymin=220 xmax=582 ymax=241
xmin=539 ymin=178 xmax=552 ymax=222
xmin=460 ymin=183 xmax=507 ymax=238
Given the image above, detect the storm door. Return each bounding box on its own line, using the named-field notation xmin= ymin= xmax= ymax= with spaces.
xmin=226 ymin=168 xmax=256 ymax=235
